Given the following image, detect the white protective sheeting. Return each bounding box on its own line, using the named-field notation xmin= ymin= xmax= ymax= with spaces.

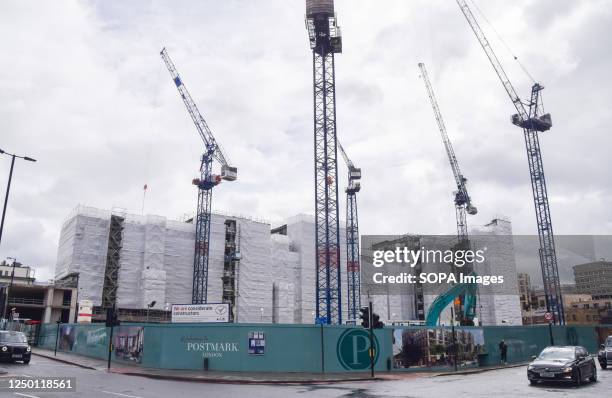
xmin=232 ymin=216 xmax=274 ymax=323
xmin=163 ymin=220 xmax=195 ymax=307
xmin=270 ymin=234 xmax=299 ymax=323
xmin=284 ymin=214 xmax=348 ymax=324
xmin=55 ymin=206 xmax=355 ymax=324
xmin=55 ymin=206 xmax=111 ymax=307
xmin=470 ymin=219 xmax=522 ymax=326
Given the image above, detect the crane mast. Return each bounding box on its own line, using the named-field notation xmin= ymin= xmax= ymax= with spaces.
xmin=306 ymin=0 xmax=343 ymax=324
xmin=456 ymin=0 xmax=564 ymax=324
xmin=338 ymin=141 xmax=361 ymax=322
xmin=419 ymin=62 xmax=478 ymax=325
xmin=161 ymin=48 xmax=237 ymax=305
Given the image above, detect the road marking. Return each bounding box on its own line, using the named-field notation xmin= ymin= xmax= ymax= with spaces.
xmin=14 ymin=393 xmax=41 ymax=398
xmin=101 ymin=391 xmax=143 ymax=398
xmin=20 ymin=374 xmax=33 ymax=378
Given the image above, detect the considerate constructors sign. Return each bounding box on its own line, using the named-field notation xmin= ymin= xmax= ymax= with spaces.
xmin=171 ymin=303 xmax=230 ymax=323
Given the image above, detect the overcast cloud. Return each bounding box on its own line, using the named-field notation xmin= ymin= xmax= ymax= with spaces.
xmin=1 ymin=0 xmax=611 ymax=281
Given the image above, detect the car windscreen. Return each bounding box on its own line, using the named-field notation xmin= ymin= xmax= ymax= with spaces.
xmin=606 ymin=337 xmax=612 ymax=347
xmin=0 ymin=333 xmax=28 ymax=343
xmin=537 ymin=348 xmax=575 ymax=361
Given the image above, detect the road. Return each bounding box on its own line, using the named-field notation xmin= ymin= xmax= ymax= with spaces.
xmin=0 ymin=356 xmax=608 ymax=397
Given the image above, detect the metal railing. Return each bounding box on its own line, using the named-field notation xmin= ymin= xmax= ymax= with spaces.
xmin=8 ymin=297 xmax=44 ymax=305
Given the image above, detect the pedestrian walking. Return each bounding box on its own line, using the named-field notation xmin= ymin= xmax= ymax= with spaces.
xmin=499 ymin=339 xmax=508 ymax=365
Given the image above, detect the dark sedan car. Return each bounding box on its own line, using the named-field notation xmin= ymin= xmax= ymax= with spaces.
xmin=0 ymin=331 xmax=31 ymax=364
xmin=598 ymin=335 xmax=612 ymax=369
xmin=527 ymin=346 xmax=597 ymax=385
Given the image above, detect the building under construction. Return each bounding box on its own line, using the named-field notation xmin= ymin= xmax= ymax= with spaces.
xmin=54 ymin=206 xmax=351 ymax=323
xmin=55 ymin=206 xmax=520 ymax=325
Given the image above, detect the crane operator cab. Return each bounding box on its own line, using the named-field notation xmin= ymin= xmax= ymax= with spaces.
xmin=511 ymin=113 xmax=552 ymax=132
xmin=221 ymin=165 xmax=238 ymax=181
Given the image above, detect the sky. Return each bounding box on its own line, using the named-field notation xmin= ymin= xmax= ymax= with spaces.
xmin=0 ymin=0 xmax=610 ymax=281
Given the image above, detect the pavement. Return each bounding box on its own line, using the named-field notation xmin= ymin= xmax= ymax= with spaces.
xmin=31 ymin=348 xmax=390 ymax=384
xmin=0 ymin=354 xmax=609 ymax=397
xmin=30 ymin=348 xmax=531 ymax=384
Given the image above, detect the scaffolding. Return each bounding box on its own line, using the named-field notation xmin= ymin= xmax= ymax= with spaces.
xmin=222 ymin=219 xmax=241 ymax=322
xmin=102 ymin=215 xmax=124 ymax=309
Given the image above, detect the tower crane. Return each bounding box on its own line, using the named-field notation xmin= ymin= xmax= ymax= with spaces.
xmin=456 ymin=0 xmax=564 ymax=324
xmin=337 ymin=141 xmax=361 ymax=322
xmin=160 ymin=48 xmax=237 ymax=304
xmin=419 ymin=62 xmax=478 ymax=326
xmin=419 ymin=63 xmax=477 ymax=244
xmin=306 ymin=0 xmax=343 ymax=324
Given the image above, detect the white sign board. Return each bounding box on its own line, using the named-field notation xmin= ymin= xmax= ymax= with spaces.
xmin=78 ymin=300 xmax=93 ymax=323
xmin=171 ymin=303 xmax=230 ymax=323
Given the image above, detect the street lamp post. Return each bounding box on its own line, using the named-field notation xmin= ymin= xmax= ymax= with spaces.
xmin=0 ymin=149 xmax=37 ymax=247
xmin=146 ymin=301 xmax=156 ymax=323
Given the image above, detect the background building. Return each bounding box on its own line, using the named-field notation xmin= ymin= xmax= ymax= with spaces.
xmin=0 ymin=260 xmax=35 ymax=285
xmin=574 ymin=260 xmax=612 ymax=299
xmin=517 ymin=273 xmax=531 ymax=311
xmin=367 ymin=218 xmax=523 ymax=326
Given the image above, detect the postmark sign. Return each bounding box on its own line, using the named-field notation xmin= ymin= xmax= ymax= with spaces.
xmin=336 ymin=329 xmax=379 ymax=370
xmin=171 ymin=303 xmax=229 ymax=323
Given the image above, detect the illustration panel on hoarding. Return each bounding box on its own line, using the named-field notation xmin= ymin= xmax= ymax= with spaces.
xmin=114 ymin=326 xmax=144 ymax=364
xmin=393 ymin=328 xmax=484 ymax=369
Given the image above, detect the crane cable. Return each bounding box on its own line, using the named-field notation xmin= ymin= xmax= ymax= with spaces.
xmin=469 ymin=0 xmax=536 ymax=84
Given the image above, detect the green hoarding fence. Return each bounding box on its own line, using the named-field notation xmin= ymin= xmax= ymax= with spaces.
xmin=36 ymin=322 xmax=611 ymax=373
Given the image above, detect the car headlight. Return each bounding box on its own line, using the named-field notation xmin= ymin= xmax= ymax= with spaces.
xmin=1 ymin=346 xmax=7 ymax=352
xmin=528 ymin=365 xmax=535 ymax=370
xmin=26 ymin=346 xmax=31 ymax=352
xmin=561 ymin=367 xmax=573 ymax=373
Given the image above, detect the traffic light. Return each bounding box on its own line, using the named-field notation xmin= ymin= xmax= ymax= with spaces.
xmin=372 ymin=312 xmax=385 ymax=329
xmin=105 ymin=307 xmax=120 ymax=327
xmin=359 ymin=307 xmax=370 ymax=329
